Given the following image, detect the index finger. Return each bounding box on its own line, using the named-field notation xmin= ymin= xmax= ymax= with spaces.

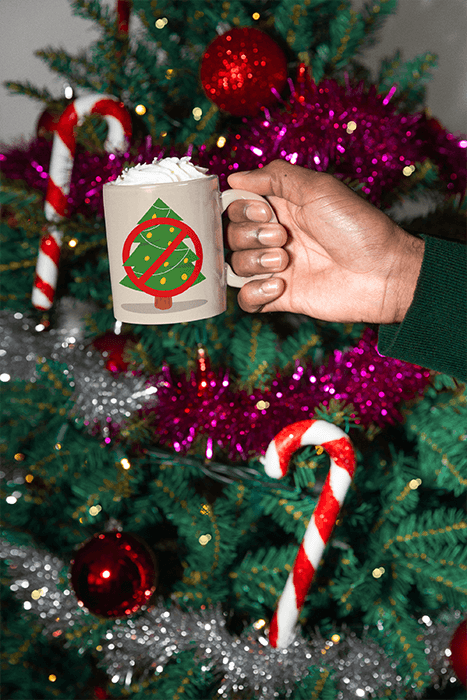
xmin=226 ymin=198 xmax=274 ymax=224
xmin=227 ymin=159 xmax=326 ymax=206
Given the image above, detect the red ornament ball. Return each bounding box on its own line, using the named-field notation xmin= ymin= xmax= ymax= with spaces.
xmin=92 ymin=331 xmax=135 ymax=373
xmin=93 ymin=689 xmax=109 ymax=700
xmin=449 ymin=619 xmax=467 ymax=686
xmin=200 ymin=27 xmax=288 ymax=116
xmin=70 ymin=531 xmax=158 ymax=618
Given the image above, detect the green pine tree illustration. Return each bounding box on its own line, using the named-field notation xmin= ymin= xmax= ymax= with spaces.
xmin=120 ymin=198 xmax=205 ymax=309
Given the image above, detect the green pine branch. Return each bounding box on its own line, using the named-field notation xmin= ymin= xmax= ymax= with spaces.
xmin=360 ymin=0 xmax=398 ymax=46
xmin=377 ymin=50 xmax=438 ymax=111
xmin=230 ymin=316 xmax=278 ymax=389
xmin=4 ymin=80 xmax=56 ymax=103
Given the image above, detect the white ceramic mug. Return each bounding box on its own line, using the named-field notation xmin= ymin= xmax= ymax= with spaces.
xmin=103 ymin=175 xmax=275 ymax=324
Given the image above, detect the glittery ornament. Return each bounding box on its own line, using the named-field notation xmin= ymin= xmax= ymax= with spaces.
xmin=93 ymin=688 xmax=109 ymax=700
xmin=200 ymin=27 xmax=287 ymax=117
xmin=449 ymin=618 xmax=467 ymax=686
xmin=70 ymin=531 xmax=158 ymax=618
xmin=201 ymin=65 xmax=466 ymax=200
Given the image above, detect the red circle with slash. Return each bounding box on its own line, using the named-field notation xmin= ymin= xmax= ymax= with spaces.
xmin=122 ymin=217 xmax=203 ymax=297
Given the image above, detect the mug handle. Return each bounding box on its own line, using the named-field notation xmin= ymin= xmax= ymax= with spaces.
xmin=221 ymin=189 xmax=278 ymax=289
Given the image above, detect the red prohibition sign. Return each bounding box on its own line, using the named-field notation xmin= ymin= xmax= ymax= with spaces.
xmin=122 ymin=217 xmax=203 ymax=298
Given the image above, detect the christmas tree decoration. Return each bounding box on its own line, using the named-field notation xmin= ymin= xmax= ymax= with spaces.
xmin=204 ymin=64 xmax=466 ymax=201
xmin=0 ymin=307 xmax=158 ymax=439
xmin=70 ymin=531 xmax=158 ymax=618
xmin=120 ymin=197 xmax=205 ymax=310
xmin=138 ymin=329 xmax=430 ymax=461
xmin=1 ymin=537 xmax=463 ymax=700
xmin=449 ymin=619 xmax=467 ymax=686
xmin=117 ymin=0 xmax=131 ymax=34
xmin=36 ymin=103 xmax=66 ymax=139
xmin=92 ymin=330 xmax=135 ymax=374
xmin=0 ymin=537 xmax=316 ymax=699
xmin=200 ymin=27 xmax=288 ymax=116
xmin=0 ymin=137 xmax=166 ymax=224
xmin=263 ymin=420 xmax=356 ymax=648
xmin=196 ymin=344 xmax=214 ymax=397
xmin=32 ymin=94 xmax=132 ymax=311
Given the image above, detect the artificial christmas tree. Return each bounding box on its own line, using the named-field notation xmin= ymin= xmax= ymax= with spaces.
xmin=1 ymin=1 xmax=466 ymax=699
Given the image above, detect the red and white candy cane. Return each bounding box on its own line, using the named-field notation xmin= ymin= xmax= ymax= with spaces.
xmin=32 ymin=94 xmax=132 ymax=310
xmin=262 ymin=419 xmax=356 ymax=648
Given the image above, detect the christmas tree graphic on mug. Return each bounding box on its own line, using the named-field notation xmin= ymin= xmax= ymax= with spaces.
xmin=120 ymin=198 xmax=205 ymax=310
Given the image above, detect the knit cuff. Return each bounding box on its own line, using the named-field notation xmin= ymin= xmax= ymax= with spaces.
xmin=377 ymin=235 xmax=467 ymax=381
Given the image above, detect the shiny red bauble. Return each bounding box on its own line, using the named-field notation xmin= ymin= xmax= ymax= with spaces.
xmin=92 ymin=331 xmax=134 ymax=373
xmin=449 ymin=619 xmax=467 ymax=687
xmin=70 ymin=531 xmax=158 ymax=618
xmin=200 ymin=27 xmax=288 ymax=116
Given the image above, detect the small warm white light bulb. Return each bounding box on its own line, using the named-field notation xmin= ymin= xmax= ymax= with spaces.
xmin=409 ymin=477 xmax=422 ymax=489
xmin=253 ymin=618 xmax=266 ymax=629
xmin=199 ymin=534 xmax=212 ymax=546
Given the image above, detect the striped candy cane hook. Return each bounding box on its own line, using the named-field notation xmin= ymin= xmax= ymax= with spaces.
xmin=32 ymin=94 xmax=132 ymax=311
xmin=262 ymin=419 xmax=356 ymax=648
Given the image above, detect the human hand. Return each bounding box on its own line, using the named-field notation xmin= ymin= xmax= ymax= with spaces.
xmin=226 ymin=160 xmax=425 ymax=324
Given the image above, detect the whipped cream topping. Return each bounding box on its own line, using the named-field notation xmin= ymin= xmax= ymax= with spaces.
xmin=112 ymin=156 xmax=209 ymax=185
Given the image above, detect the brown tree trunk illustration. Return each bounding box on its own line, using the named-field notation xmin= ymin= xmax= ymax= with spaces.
xmin=154 ymin=296 xmax=173 ymax=310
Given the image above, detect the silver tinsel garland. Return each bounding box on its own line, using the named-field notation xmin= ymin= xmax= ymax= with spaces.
xmin=0 ymin=306 xmax=276 ymax=485
xmin=0 ymin=302 xmax=157 ymax=432
xmin=0 ymin=538 xmax=461 ymax=699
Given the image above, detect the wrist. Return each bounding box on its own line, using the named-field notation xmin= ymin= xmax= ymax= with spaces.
xmin=383 ymin=228 xmax=425 ymax=324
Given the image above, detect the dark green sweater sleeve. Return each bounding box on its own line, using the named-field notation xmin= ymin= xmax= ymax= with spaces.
xmin=377 ymin=234 xmax=467 ymax=381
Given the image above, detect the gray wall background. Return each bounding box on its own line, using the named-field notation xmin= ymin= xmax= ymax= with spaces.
xmin=0 ymin=0 xmax=466 ymax=145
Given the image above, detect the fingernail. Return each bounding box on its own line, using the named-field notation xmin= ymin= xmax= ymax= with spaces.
xmin=258 ymin=229 xmax=282 ymax=245
xmin=260 ymin=278 xmax=280 ymax=295
xmin=260 ymin=252 xmax=282 ymax=269
xmin=245 ymin=203 xmax=270 ymax=222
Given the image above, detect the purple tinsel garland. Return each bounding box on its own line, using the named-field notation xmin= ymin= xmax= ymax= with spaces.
xmin=0 ymin=137 xmax=168 ymax=220
xmin=137 ymin=329 xmax=431 ymax=461
xmin=1 ymin=77 xmax=465 ymax=225
xmin=200 ymin=76 xmax=467 ymax=201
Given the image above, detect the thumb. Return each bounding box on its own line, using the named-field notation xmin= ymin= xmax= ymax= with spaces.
xmin=227 ymin=159 xmax=323 ymax=205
